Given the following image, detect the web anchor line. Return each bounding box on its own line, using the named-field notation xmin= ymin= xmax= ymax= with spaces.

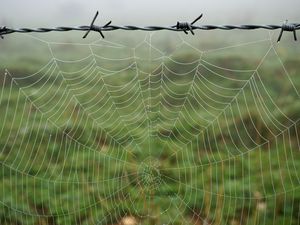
xmin=0 ymin=11 xmax=300 ymax=41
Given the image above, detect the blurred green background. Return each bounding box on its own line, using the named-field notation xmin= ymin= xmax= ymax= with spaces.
xmin=0 ymin=30 xmax=299 ymax=225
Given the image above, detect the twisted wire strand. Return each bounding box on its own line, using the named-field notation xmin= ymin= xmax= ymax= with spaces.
xmin=1 ymin=11 xmax=300 ymax=41
xmin=2 ymin=24 xmax=300 ymax=34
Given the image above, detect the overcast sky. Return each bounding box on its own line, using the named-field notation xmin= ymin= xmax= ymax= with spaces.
xmin=1 ymin=0 xmax=300 ymax=27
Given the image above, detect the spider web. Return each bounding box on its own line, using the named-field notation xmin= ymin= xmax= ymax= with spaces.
xmin=0 ymin=30 xmax=300 ymax=225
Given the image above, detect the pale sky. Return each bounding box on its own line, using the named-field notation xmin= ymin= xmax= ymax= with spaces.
xmin=1 ymin=0 xmax=300 ymax=27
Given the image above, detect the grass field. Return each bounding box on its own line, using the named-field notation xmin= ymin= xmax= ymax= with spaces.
xmin=0 ymin=32 xmax=300 ymax=225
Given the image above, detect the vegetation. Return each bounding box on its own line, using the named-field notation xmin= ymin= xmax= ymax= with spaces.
xmin=0 ymin=33 xmax=299 ymax=225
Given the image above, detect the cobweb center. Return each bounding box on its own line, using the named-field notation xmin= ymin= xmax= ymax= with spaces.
xmin=138 ymin=157 xmax=162 ymax=193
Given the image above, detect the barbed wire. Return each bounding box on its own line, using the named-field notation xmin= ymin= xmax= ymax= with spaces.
xmin=1 ymin=11 xmax=299 ymax=42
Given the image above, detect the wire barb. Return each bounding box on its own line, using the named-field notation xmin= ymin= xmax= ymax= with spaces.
xmin=277 ymin=20 xmax=298 ymax=42
xmin=176 ymin=14 xmax=203 ymax=35
xmin=82 ymin=11 xmax=112 ymax=39
xmin=0 ymin=26 xmax=7 ymax=39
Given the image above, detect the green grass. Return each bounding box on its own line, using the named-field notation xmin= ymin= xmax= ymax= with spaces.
xmin=0 ymin=34 xmax=299 ymax=225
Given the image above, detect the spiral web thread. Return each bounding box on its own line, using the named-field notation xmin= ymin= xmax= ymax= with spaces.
xmin=0 ymin=30 xmax=300 ymax=225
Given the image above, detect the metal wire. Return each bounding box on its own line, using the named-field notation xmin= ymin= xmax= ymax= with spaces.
xmin=1 ymin=11 xmax=300 ymax=42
